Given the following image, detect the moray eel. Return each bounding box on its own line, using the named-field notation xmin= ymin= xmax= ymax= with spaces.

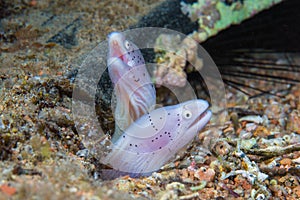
xmin=104 ymin=32 xmax=211 ymax=175
xmin=107 ymin=32 xmax=156 ymax=142
xmin=103 ymin=99 xmax=212 ymax=174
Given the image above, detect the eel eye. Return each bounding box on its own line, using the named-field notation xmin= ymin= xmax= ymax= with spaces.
xmin=124 ymin=40 xmax=131 ymax=50
xmin=183 ymin=110 xmax=192 ymax=119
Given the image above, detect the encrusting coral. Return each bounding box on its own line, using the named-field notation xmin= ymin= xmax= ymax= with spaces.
xmin=181 ymin=0 xmax=283 ymax=42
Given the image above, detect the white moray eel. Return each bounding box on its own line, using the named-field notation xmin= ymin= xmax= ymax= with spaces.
xmin=107 ymin=32 xmax=156 ymax=142
xmin=104 ymin=32 xmax=211 ymax=175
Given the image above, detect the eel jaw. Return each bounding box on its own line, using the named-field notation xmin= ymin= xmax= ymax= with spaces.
xmin=188 ymin=108 xmax=212 ymax=131
xmin=108 ymin=32 xmax=126 ymax=61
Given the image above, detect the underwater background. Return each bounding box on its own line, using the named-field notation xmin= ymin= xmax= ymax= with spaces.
xmin=0 ymin=0 xmax=300 ymax=199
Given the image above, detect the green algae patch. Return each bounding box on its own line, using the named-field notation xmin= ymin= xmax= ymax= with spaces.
xmin=30 ymin=135 xmax=52 ymax=160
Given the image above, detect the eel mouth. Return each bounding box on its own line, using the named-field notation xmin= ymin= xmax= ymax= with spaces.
xmin=188 ymin=108 xmax=211 ymax=130
xmin=109 ymin=40 xmax=123 ymax=58
xmin=108 ymin=32 xmax=126 ymax=62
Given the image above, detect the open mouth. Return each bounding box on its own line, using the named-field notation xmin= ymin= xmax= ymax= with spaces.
xmin=110 ymin=41 xmax=122 ymax=57
xmin=188 ymin=108 xmax=210 ymax=129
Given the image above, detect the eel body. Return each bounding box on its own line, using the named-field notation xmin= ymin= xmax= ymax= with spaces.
xmin=102 ymin=99 xmax=211 ymax=174
xmin=107 ymin=32 xmax=156 ymax=142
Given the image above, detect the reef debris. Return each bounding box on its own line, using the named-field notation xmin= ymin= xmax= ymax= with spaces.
xmin=154 ymin=34 xmax=203 ymax=87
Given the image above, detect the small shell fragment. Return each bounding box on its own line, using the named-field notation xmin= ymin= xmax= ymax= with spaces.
xmin=239 ymin=115 xmax=264 ymax=124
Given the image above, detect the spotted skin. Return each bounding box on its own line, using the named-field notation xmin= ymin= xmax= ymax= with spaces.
xmin=107 ymin=32 xmax=156 ymax=142
xmin=102 ymin=99 xmax=212 ymax=174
